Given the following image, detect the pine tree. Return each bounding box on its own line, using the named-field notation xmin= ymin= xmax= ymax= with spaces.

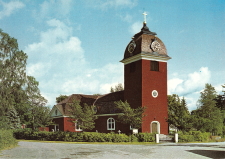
xmin=192 ymin=83 xmax=223 ymax=135
xmin=167 ymin=94 xmax=190 ymax=131
xmin=6 ymin=107 xmax=21 ymax=129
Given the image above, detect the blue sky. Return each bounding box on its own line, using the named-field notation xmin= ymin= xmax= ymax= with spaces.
xmin=1 ymin=0 xmax=225 ymax=110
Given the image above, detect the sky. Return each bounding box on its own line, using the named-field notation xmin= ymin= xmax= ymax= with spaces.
xmin=1 ymin=0 xmax=225 ymax=111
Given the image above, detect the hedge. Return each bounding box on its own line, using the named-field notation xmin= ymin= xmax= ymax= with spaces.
xmin=136 ymin=133 xmax=155 ymax=142
xmin=178 ymin=131 xmax=210 ymax=142
xmin=0 ymin=129 xmax=18 ymax=150
xmin=13 ymin=129 xmax=154 ymax=143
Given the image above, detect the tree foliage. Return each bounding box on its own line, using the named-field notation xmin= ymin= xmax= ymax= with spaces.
xmin=0 ymin=30 xmax=27 ymax=116
xmin=69 ymin=100 xmax=97 ymax=131
xmin=167 ymin=94 xmax=190 ymax=131
xmin=0 ymin=30 xmax=51 ymax=129
xmin=56 ymin=95 xmax=68 ymax=103
xmin=191 ymin=83 xmax=223 ymax=135
xmin=115 ymin=101 xmax=145 ymax=129
xmin=110 ymin=83 xmax=124 ymax=93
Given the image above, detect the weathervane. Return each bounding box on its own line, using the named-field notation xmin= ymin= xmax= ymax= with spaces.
xmin=143 ymin=12 xmax=147 ymax=24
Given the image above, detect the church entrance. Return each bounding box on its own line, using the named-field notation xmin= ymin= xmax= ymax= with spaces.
xmin=151 ymin=121 xmax=160 ymax=134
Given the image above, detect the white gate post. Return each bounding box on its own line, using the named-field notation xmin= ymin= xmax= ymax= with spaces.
xmin=175 ymin=133 xmax=178 ymax=143
xmin=155 ymin=134 xmax=159 ymax=143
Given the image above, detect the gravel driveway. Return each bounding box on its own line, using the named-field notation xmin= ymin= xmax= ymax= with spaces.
xmin=1 ymin=141 xmax=225 ymax=159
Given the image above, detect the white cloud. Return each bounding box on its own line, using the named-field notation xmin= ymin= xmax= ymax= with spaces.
xmin=168 ymin=78 xmax=183 ymax=95
xmin=0 ymin=0 xmax=25 ymax=19
xmin=87 ymin=0 xmax=137 ymax=10
xmin=168 ymin=67 xmax=210 ymax=96
xmin=214 ymin=84 xmax=224 ymax=95
xmin=168 ymin=67 xmax=211 ymax=111
xmin=25 ymin=19 xmax=123 ymax=107
xmin=129 ymin=21 xmax=142 ymax=35
xmin=35 ymin=0 xmax=73 ymax=20
xmin=119 ymin=13 xmax=132 ymax=23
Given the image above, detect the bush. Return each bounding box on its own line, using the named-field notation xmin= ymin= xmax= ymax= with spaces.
xmin=178 ymin=131 xmax=210 ymax=142
xmin=136 ymin=133 xmax=155 ymax=142
xmin=179 ymin=134 xmax=195 ymax=142
xmin=0 ymin=129 xmax=18 ymax=150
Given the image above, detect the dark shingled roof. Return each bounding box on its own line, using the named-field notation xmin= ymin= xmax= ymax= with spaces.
xmin=122 ymin=23 xmax=170 ymax=61
xmin=54 ymin=91 xmax=124 ymax=116
xmin=133 ymin=23 xmax=157 ymax=38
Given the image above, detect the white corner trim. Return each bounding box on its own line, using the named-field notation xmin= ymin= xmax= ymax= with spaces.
xmin=95 ymin=113 xmax=124 ymax=117
xmin=51 ymin=115 xmax=70 ymax=119
xmin=120 ymin=52 xmax=171 ymax=65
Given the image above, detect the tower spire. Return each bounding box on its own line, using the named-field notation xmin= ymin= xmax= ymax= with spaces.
xmin=143 ymin=12 xmax=147 ymax=24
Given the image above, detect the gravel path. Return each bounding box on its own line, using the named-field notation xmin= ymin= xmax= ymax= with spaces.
xmin=0 ymin=141 xmax=225 ymax=159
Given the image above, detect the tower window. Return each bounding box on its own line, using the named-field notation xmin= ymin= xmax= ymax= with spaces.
xmin=130 ymin=62 xmax=136 ymax=73
xmin=150 ymin=61 xmax=159 ymax=71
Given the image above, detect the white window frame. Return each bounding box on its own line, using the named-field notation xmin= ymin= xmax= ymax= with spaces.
xmin=75 ymin=119 xmax=82 ymax=131
xmin=130 ymin=125 xmax=134 ymax=130
xmin=54 ymin=124 xmax=59 ymax=131
xmin=107 ymin=118 xmax=115 ymax=130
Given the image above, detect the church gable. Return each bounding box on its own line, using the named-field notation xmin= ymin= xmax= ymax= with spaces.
xmin=50 ymin=105 xmax=63 ymax=117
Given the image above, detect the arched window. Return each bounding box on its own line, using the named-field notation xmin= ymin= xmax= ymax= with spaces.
xmin=75 ymin=119 xmax=82 ymax=131
xmin=107 ymin=118 xmax=115 ymax=130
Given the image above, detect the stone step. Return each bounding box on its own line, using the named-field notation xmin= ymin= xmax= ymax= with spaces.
xmin=159 ymin=134 xmax=173 ymax=141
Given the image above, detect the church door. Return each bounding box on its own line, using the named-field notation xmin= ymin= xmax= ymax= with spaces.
xmin=152 ymin=122 xmax=158 ymax=133
xmin=151 ymin=121 xmax=160 ymax=134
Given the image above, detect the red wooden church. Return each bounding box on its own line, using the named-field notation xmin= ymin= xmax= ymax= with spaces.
xmin=49 ymin=16 xmax=171 ymax=135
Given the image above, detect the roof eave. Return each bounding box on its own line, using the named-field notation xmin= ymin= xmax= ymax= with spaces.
xmin=120 ymin=52 xmax=171 ymax=65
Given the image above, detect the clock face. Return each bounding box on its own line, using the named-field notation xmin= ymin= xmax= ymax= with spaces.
xmin=152 ymin=90 xmax=158 ymax=98
xmin=151 ymin=40 xmax=161 ymax=52
xmin=128 ymin=41 xmax=136 ymax=53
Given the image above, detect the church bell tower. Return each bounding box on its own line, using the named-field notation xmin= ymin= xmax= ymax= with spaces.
xmin=120 ymin=12 xmax=171 ymax=134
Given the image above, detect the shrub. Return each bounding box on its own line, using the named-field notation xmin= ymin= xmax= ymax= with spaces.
xmin=136 ymin=133 xmax=155 ymax=142
xmin=179 ymin=134 xmax=195 ymax=142
xmin=129 ymin=134 xmax=138 ymax=142
xmin=178 ymin=131 xmax=210 ymax=142
xmin=0 ymin=129 xmax=18 ymax=150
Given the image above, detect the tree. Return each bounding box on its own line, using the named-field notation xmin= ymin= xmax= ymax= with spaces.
xmin=192 ymin=83 xmax=223 ymax=135
xmin=215 ymin=84 xmax=225 ymax=111
xmin=24 ymin=76 xmax=51 ymax=130
xmin=0 ymin=30 xmax=27 ymax=117
xmin=167 ymin=94 xmax=190 ymax=131
xmin=110 ymin=83 xmax=124 ymax=93
xmin=69 ymin=100 xmax=97 ymax=131
xmin=215 ymin=95 xmax=225 ymax=111
xmin=114 ymin=100 xmax=145 ymax=129
xmin=6 ymin=107 xmax=21 ymax=129
xmin=0 ymin=30 xmax=50 ymax=129
xmin=56 ymin=95 xmax=68 ymax=103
